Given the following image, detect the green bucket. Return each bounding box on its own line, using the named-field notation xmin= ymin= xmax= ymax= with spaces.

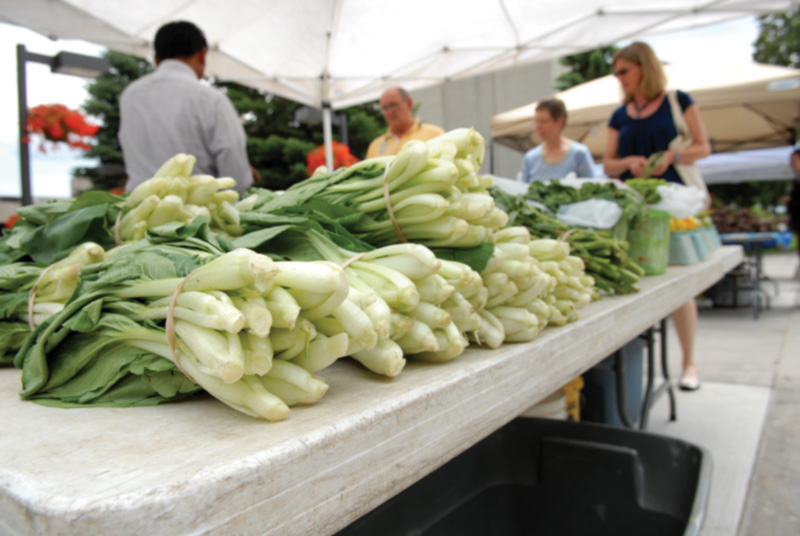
xmin=611 ymin=216 xmax=630 ymax=242
xmin=627 ymin=209 xmax=671 ymax=275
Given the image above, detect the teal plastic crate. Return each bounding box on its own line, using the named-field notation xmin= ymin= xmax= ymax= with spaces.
xmin=689 ymin=230 xmax=709 ymax=260
xmin=669 ymin=233 xmax=700 ymax=265
xmin=708 ymin=227 xmax=723 ymax=249
xmin=699 ymin=227 xmax=718 ymax=252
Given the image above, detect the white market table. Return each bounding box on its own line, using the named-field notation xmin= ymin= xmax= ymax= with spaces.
xmin=0 ymin=246 xmax=743 ymax=536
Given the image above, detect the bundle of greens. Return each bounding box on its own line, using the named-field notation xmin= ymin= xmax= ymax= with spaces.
xmin=0 ymin=191 xmax=120 ymax=267
xmin=491 ymin=187 xmax=644 ymax=295
xmin=625 ymin=178 xmax=666 ymax=205
xmin=244 ymin=129 xmax=507 ymax=248
xmin=0 ymin=242 xmax=107 ymax=365
xmin=524 ymin=178 xmax=646 ymax=227
xmin=467 ymin=227 xmax=596 ymax=348
xmin=118 ymin=153 xmax=251 ymax=242
xmin=0 ymin=154 xmax=249 ymax=270
xmin=233 ymin=209 xmax=479 ymax=368
xmin=13 ymin=221 xmax=340 ymax=421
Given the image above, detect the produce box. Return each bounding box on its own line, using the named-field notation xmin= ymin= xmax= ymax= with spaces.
xmin=669 ymin=232 xmax=700 ymax=265
xmin=669 ymin=227 xmax=722 ymax=265
xmin=689 ymin=230 xmax=710 ymax=260
xmin=628 ymin=209 xmax=671 ymax=275
xmin=700 ymin=227 xmax=722 ymax=251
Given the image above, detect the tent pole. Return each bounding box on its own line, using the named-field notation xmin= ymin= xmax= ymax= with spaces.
xmin=16 ymin=44 xmax=33 ymax=206
xmin=489 ymin=137 xmax=495 ymax=175
xmin=322 ymin=101 xmax=334 ymax=171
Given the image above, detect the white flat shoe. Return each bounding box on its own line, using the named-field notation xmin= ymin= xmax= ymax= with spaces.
xmin=679 ymin=371 xmax=701 ymax=391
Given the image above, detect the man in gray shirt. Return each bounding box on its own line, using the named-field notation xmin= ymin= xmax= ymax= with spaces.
xmin=119 ymin=21 xmax=254 ymax=194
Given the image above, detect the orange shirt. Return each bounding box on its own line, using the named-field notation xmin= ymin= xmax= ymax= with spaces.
xmin=366 ymin=118 xmax=445 ymax=159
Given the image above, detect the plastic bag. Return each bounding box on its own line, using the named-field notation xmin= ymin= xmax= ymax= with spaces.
xmin=556 ymin=199 xmax=622 ymax=229
xmin=525 ymin=199 xmax=552 ymax=213
xmin=650 ymin=183 xmax=707 ymax=219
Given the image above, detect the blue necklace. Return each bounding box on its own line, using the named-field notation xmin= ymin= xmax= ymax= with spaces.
xmin=633 ymin=99 xmax=649 ymax=118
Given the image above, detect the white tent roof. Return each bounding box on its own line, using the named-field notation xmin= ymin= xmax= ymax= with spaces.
xmin=697 ymin=146 xmax=796 ymax=183
xmin=491 ymin=61 xmax=800 ymax=157
xmin=0 ymin=0 xmax=793 ymax=110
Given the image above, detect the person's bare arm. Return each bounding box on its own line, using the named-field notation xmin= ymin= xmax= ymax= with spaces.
xmin=603 ymin=127 xmax=647 ymax=178
xmin=654 ymin=103 xmax=712 ymax=175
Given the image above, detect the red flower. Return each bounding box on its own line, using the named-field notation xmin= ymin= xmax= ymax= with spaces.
xmin=24 ymin=104 xmax=99 ymax=153
xmin=5 ymin=214 xmax=20 ymax=229
xmin=306 ymin=141 xmax=360 ymax=175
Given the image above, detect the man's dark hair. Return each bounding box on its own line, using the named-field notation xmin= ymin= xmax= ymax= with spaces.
xmin=154 ymin=21 xmax=207 ymax=60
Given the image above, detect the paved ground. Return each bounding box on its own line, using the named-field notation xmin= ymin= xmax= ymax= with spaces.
xmin=645 ymin=251 xmax=799 ymax=535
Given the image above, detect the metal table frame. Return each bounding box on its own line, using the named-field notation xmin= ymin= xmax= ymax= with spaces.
xmin=719 ymin=233 xmax=781 ymax=319
xmin=613 ymin=318 xmax=677 ymax=430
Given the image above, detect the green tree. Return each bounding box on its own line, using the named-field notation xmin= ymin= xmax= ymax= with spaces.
xmin=753 ymin=11 xmax=800 ymax=68
xmin=338 ymin=103 xmax=384 ymax=159
xmin=709 ymin=180 xmax=793 ymax=211
xmin=216 ymin=82 xmax=384 ymax=190
xmin=78 ymin=50 xmax=154 ymax=190
xmin=555 ymin=47 xmax=617 ymax=90
xmin=215 ymin=81 xmax=317 ymax=190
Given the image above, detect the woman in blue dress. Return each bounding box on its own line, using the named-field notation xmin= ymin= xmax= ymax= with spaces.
xmin=603 ymin=41 xmax=711 ymax=392
xmin=520 ymin=98 xmax=596 ymax=183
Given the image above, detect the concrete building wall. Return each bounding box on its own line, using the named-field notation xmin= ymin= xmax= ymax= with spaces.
xmin=408 ymin=59 xmax=565 ymax=181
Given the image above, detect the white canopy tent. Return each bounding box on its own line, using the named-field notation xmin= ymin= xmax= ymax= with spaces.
xmin=491 ymin=61 xmax=800 ymax=160
xmin=1 ymin=0 xmax=795 ymax=169
xmin=697 ymin=146 xmax=796 ymax=184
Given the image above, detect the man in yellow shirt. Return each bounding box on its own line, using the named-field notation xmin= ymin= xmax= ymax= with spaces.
xmin=366 ymin=87 xmax=445 ymax=159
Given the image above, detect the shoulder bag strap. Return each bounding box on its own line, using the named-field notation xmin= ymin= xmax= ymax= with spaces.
xmin=667 ymin=90 xmax=689 ymax=138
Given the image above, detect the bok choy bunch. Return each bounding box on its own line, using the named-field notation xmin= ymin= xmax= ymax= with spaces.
xmin=245 ymin=129 xmax=507 ymax=248
xmin=0 ymin=242 xmax=107 ymax=365
xmin=0 ymin=153 xmax=250 ymax=270
xmin=117 ymin=153 xmax=252 ymax=242
xmin=234 ymin=217 xmax=478 ymax=372
xmin=467 ymin=227 xmax=597 ymax=348
xmin=13 ymin=231 xmax=337 ymax=421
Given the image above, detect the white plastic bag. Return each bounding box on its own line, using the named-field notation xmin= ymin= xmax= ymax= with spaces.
xmin=556 ymin=199 xmax=622 ymax=229
xmin=650 ymin=183 xmax=707 ymax=219
xmin=525 ymin=199 xmax=552 ymax=213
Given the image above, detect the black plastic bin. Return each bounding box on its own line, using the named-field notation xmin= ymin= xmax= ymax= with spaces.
xmin=336 ymin=418 xmax=711 ymax=536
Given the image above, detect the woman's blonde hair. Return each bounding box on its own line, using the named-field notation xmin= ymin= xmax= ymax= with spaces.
xmin=612 ymin=41 xmax=667 ymax=102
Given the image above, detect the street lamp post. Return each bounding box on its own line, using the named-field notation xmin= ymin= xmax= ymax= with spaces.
xmin=16 ymin=44 xmax=109 ymax=206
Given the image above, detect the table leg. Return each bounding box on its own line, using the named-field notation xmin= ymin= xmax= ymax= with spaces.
xmin=659 ymin=318 xmax=677 ymax=421
xmin=614 ymin=347 xmax=636 ymax=428
xmin=639 ymin=327 xmax=656 ymax=430
xmin=754 ymin=242 xmax=762 ymax=319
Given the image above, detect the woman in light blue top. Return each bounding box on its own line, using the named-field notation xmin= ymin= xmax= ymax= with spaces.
xmin=520 ymin=98 xmax=596 ymax=183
